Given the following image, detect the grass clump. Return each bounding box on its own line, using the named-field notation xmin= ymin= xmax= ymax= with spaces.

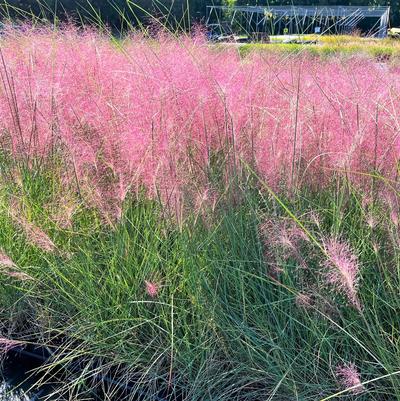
xmin=0 ymin=24 xmax=400 ymax=400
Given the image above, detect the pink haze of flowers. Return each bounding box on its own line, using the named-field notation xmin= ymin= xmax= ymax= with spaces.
xmin=0 ymin=26 xmax=399 ymax=213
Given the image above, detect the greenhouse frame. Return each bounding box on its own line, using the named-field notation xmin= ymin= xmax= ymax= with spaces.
xmin=205 ymin=5 xmax=391 ymax=38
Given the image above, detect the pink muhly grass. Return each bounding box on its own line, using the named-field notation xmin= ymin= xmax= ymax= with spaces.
xmin=13 ymin=220 xmax=57 ymax=253
xmin=366 ymin=214 xmax=377 ymax=229
xmin=193 ymin=188 xmax=219 ymax=228
xmin=361 ymin=196 xmax=373 ymax=210
xmin=0 ymin=337 xmax=23 ymax=354
xmin=323 ymin=238 xmax=362 ymax=311
xmin=50 ymin=199 xmax=76 ymax=229
xmin=309 ymin=212 xmax=321 ymax=229
xmin=260 ymin=219 xmax=309 ymax=249
xmin=0 ymin=250 xmax=33 ymax=281
xmin=260 ymin=218 xmax=310 ymax=275
xmin=295 ymin=293 xmax=313 ymax=309
xmin=0 ymin=26 xmax=398 ymax=214
xmin=336 ymin=362 xmax=364 ymax=394
xmin=277 ymin=228 xmax=295 ymax=250
xmin=145 ymin=281 xmax=159 ymax=298
xmin=25 ymin=224 xmax=56 ymax=253
xmin=0 ymin=250 xmax=16 ymax=268
xmin=9 ymin=203 xmax=56 ymax=253
xmin=2 ymin=270 xmax=33 ymax=281
xmin=390 ymin=210 xmax=399 ymax=226
xmin=268 ymin=219 xmax=309 ymax=253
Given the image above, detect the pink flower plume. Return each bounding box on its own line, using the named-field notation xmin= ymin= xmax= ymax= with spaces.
xmin=336 ymin=362 xmax=364 ymax=394
xmin=323 ymin=238 xmax=362 ymax=310
xmin=145 ymin=281 xmax=159 ymax=298
xmin=0 ymin=250 xmax=32 ymax=281
xmin=0 ymin=337 xmax=23 ymax=354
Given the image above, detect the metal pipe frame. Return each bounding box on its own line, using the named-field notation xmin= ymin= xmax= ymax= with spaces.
xmin=206 ymin=5 xmax=391 ymax=38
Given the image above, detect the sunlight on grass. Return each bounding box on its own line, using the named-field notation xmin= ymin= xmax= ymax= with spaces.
xmin=0 ymin=12 xmax=399 ymax=401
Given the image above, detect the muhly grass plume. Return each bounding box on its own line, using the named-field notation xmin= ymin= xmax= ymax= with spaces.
xmin=323 ymin=238 xmax=361 ymax=311
xmin=260 ymin=218 xmax=310 ymax=275
xmin=0 ymin=269 xmax=33 ymax=281
xmin=0 ymin=337 xmax=23 ymax=354
xmin=0 ymin=25 xmax=398 ymax=219
xmin=366 ymin=213 xmax=377 ymax=229
xmin=8 ymin=200 xmax=56 ymax=253
xmin=295 ymin=293 xmax=313 ymax=308
xmin=50 ymin=204 xmax=75 ymax=230
xmin=145 ymin=281 xmax=159 ymax=298
xmin=0 ymin=250 xmax=32 ymax=281
xmin=390 ymin=210 xmax=399 ymax=226
xmin=0 ymin=250 xmax=16 ymax=269
xmin=19 ymin=222 xmax=56 ymax=253
xmin=336 ymin=362 xmax=365 ymax=394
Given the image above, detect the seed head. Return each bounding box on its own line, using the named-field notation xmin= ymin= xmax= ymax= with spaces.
xmin=0 ymin=250 xmax=16 ymax=268
xmin=323 ymin=238 xmax=361 ymax=310
xmin=0 ymin=250 xmax=33 ymax=281
xmin=145 ymin=281 xmax=159 ymax=298
xmin=336 ymin=362 xmax=364 ymax=394
xmin=0 ymin=337 xmax=22 ymax=354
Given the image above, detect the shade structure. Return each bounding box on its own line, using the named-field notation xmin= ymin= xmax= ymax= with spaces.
xmin=206 ymin=5 xmax=391 ymax=38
